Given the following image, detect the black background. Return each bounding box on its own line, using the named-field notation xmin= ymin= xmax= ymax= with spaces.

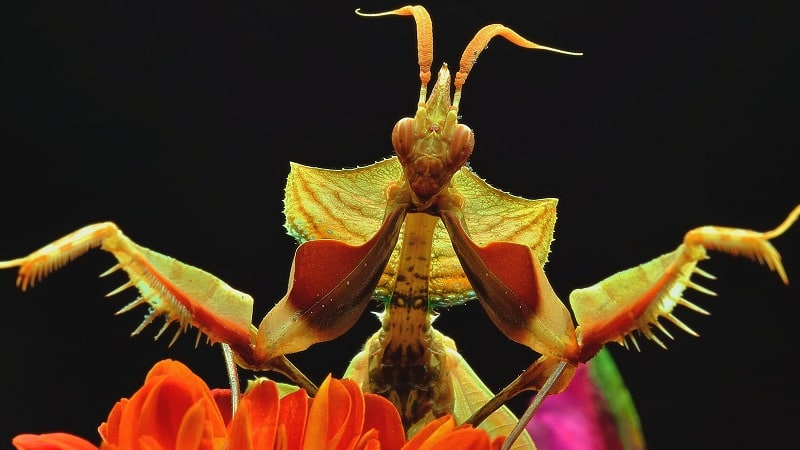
xmin=2 ymin=1 xmax=797 ymax=449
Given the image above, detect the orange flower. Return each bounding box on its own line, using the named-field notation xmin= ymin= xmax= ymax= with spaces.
xmin=12 ymin=359 xmax=501 ymax=450
xmin=99 ymin=359 xmax=228 ymax=450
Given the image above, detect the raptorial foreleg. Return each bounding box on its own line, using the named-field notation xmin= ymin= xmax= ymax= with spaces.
xmin=0 ymin=222 xmax=258 ymax=353
xmin=571 ymin=204 xmax=800 ymax=360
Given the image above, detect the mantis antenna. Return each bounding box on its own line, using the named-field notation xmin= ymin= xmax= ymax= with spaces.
xmin=356 ymin=6 xmax=581 ymax=111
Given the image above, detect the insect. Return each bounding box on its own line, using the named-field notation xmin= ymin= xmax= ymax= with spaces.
xmin=2 ymin=4 xmax=797 ymax=450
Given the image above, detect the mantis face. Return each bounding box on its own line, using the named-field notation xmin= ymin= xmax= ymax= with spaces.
xmin=390 ymin=67 xmax=474 ymax=210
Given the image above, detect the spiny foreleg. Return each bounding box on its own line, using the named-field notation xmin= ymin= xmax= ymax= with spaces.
xmin=571 ymin=204 xmax=800 ymax=360
xmin=682 ymin=205 xmax=799 ymax=284
xmin=0 ymin=222 xmax=257 ymax=356
xmin=0 ymin=222 xmax=326 ymax=396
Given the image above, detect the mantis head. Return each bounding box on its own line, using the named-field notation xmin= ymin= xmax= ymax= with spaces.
xmin=358 ymin=5 xmax=581 ymax=211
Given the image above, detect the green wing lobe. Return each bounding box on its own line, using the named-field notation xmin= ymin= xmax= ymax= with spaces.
xmin=283 ymin=157 xmax=557 ymax=306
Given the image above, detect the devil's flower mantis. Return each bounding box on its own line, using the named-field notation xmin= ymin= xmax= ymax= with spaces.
xmin=2 ymin=4 xmax=798 ymax=450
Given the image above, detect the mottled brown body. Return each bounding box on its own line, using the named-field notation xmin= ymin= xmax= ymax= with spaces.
xmin=363 ymin=212 xmax=453 ymax=433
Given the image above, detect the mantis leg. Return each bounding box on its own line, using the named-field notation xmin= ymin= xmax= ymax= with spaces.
xmin=1 ymin=203 xmax=408 ymax=390
xmin=0 ymin=222 xmax=257 ymax=356
xmin=572 ymin=204 xmax=800 ymax=360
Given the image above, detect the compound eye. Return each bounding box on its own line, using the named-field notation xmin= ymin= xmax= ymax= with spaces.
xmin=450 ymin=124 xmax=475 ymax=167
xmin=391 ymin=118 xmax=416 ymax=163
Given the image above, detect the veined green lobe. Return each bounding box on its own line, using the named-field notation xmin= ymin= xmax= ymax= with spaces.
xmin=283 ymin=158 xmax=557 ymax=308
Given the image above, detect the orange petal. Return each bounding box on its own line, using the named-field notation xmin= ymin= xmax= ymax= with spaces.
xmin=109 ymin=360 xmax=227 ymax=450
xmin=138 ymin=376 xmax=207 ymax=448
xmin=402 ymin=416 xmax=456 ymax=450
xmin=274 ymin=426 xmax=289 ymax=450
xmin=354 ymin=429 xmax=380 ymax=450
xmin=303 ymin=375 xmax=340 ymax=450
xmin=226 ymin=399 xmax=255 ymax=450
xmin=401 ymin=416 xmax=491 ymax=450
xmin=241 ymin=380 xmax=280 ymax=450
xmin=362 ymin=441 xmax=381 ymax=450
xmin=211 ymin=389 xmax=234 ymax=425
xmin=278 ymin=389 xmax=309 ymax=450
xmin=362 ymin=393 xmax=405 ymax=450
xmin=302 ymin=375 xmax=354 ymax=450
xmin=134 ymin=435 xmax=160 ymax=450
xmin=143 ymin=358 xmax=201 ymax=381
xmin=424 ymin=428 xmax=492 ymax=450
xmin=12 ymin=433 xmax=100 ymax=450
xmin=175 ymin=400 xmax=213 ymax=450
xmin=99 ymin=398 xmax=128 ymax=445
xmin=490 ymin=436 xmax=505 ymax=450
xmin=327 ymin=379 xmax=366 ymax=450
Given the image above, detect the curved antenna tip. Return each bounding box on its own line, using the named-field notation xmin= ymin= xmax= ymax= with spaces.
xmin=537 ymin=44 xmax=583 ymax=57
xmin=355 ymin=8 xmax=398 ymax=18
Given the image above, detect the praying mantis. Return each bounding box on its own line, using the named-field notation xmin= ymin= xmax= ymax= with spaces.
xmin=3 ymin=0 xmax=796 ymax=450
